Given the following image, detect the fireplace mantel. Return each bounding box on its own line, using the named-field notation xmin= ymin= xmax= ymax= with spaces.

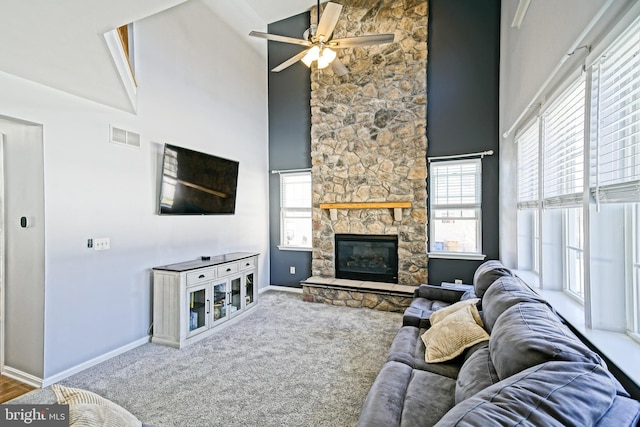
xmin=319 ymin=202 xmax=411 ymax=221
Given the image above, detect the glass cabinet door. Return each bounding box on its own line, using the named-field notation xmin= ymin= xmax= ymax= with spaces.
xmin=212 ymin=281 xmax=227 ymax=324
xmin=230 ymin=276 xmax=242 ymax=315
xmin=245 ymin=272 xmax=255 ymax=308
xmin=187 ymin=285 xmax=208 ymax=335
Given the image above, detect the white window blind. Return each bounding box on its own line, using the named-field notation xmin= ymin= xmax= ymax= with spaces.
xmin=516 ymin=119 xmax=540 ymax=209
xmin=542 ymin=76 xmax=586 ymax=209
xmin=590 ymin=17 xmax=640 ymax=204
xmin=431 ymin=160 xmax=481 ymax=207
xmin=280 ymin=172 xmax=312 ymax=249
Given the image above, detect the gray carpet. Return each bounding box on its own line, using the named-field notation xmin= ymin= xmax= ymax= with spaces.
xmin=11 ymin=290 xmax=402 ymax=426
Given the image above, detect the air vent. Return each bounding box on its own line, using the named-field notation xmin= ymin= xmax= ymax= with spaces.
xmin=110 ymin=125 xmax=141 ymax=148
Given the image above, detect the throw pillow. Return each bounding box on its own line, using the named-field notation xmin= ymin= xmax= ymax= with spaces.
xmin=421 ymin=304 xmax=490 ymax=363
xmin=52 ymin=384 xmax=142 ymax=427
xmin=429 ymin=298 xmax=481 ymax=326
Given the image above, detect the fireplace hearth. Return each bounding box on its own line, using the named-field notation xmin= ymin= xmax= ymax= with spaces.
xmin=335 ymin=234 xmax=399 ymax=283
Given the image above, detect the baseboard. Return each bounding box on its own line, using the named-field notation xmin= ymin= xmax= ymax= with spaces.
xmin=2 ymin=366 xmax=43 ymax=389
xmin=260 ymin=285 xmax=303 ymax=294
xmin=41 ymin=336 xmax=150 ymax=388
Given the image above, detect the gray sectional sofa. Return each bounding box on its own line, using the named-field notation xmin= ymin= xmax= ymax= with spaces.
xmin=357 ymin=260 xmax=640 ymax=426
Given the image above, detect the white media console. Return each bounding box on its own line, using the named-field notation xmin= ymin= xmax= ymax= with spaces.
xmin=152 ymin=252 xmax=258 ymax=348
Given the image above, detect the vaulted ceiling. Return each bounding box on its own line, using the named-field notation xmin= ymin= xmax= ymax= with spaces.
xmin=0 ymin=0 xmax=316 ymax=112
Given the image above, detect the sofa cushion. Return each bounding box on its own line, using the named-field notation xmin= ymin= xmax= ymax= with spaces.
xmin=436 ymin=361 xmax=637 ymax=427
xmin=402 ymin=297 xmax=453 ymax=328
xmin=473 ymin=260 xmax=514 ymax=298
xmin=455 ymin=343 xmax=499 ymax=404
xmin=421 ymin=304 xmax=489 ymax=363
xmin=356 ymin=361 xmax=456 ymax=427
xmin=490 ymin=303 xmax=603 ymax=380
xmin=482 ymin=276 xmax=547 ymax=332
xmin=386 ymin=326 xmax=461 ymax=378
xmin=429 ymin=298 xmax=480 ymax=325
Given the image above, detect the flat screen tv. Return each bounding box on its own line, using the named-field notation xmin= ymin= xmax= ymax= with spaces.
xmin=158 ymin=144 xmax=239 ymax=215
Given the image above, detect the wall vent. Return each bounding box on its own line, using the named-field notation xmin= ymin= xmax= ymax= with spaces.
xmin=110 ymin=125 xmax=141 ymax=148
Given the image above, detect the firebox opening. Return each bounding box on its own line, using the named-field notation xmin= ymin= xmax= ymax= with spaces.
xmin=335 ymin=234 xmax=399 ymax=283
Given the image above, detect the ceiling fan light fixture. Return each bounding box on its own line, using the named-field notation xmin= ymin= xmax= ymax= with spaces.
xmin=302 ymin=45 xmax=320 ymax=67
xmin=321 ymin=47 xmax=336 ymax=63
xmin=317 ymin=55 xmax=331 ymax=69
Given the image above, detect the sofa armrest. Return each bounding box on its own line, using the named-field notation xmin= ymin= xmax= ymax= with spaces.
xmin=415 ymin=284 xmax=466 ymax=303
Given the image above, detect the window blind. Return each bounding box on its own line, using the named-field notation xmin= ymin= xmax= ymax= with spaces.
xmin=542 ymin=76 xmax=586 ymax=209
xmin=280 ymin=173 xmax=312 ymax=209
xmin=430 ymin=159 xmax=481 ymax=208
xmin=516 ymin=119 xmax=540 ymax=209
xmin=590 ymin=17 xmax=640 ymax=204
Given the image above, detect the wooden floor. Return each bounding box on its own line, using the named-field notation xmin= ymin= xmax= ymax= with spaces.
xmin=0 ymin=375 xmax=35 ymax=403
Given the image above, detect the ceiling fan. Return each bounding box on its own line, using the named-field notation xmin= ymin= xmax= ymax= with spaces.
xmin=249 ymin=1 xmax=395 ymax=76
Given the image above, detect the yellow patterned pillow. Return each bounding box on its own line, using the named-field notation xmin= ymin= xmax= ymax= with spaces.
xmin=421 ymin=304 xmax=489 ymax=363
xmin=52 ymin=384 xmax=141 ymax=427
xmin=429 ymin=298 xmax=481 ymax=326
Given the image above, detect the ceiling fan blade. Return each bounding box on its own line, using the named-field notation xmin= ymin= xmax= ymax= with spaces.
xmin=331 ymin=58 xmax=349 ymax=76
xmin=316 ymin=2 xmax=343 ymax=42
xmin=329 ymin=34 xmax=395 ymax=48
xmin=271 ymin=49 xmax=310 ymax=72
xmin=249 ymin=31 xmax=311 ymax=47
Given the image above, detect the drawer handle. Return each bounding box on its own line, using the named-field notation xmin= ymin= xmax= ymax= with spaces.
xmin=199 ymin=274 xmax=205 ymax=279
xmin=245 ymin=262 xmax=250 ymax=266
xmin=226 ymin=268 xmax=231 ymax=272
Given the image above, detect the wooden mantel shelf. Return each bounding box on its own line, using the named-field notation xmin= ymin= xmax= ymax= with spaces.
xmin=319 ymin=202 xmax=411 ymax=221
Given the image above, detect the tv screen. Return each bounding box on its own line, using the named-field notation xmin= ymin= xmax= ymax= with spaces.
xmin=158 ymin=144 xmax=239 ymax=215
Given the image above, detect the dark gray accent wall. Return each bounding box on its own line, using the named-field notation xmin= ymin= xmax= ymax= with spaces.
xmin=268 ymin=2 xmax=501 ymax=287
xmin=268 ymin=13 xmax=312 ymax=287
xmin=426 ymin=0 xmax=501 ymax=285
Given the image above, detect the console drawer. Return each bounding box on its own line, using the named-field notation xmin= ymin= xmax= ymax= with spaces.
xmin=186 ymin=268 xmax=216 ymax=285
xmin=239 ymin=257 xmax=256 ymax=270
xmin=217 ymin=262 xmax=239 ymax=277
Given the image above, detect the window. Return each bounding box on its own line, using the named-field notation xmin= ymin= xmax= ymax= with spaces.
xmin=516 ymin=120 xmax=541 ymax=273
xmin=542 ymin=75 xmax=586 ymax=299
xmin=104 ymin=22 xmax=137 ymax=108
xmin=279 ymin=172 xmax=312 ymax=250
xmin=117 ymin=24 xmax=136 ymax=84
xmin=429 ymin=159 xmax=482 ymax=257
xmin=564 ymin=207 xmax=585 ymax=299
xmin=590 ymin=16 xmax=640 ymax=336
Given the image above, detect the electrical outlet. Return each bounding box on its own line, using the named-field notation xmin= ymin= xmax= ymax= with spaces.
xmin=290 ymin=266 xmax=296 ymax=274
xmin=454 ymin=279 xmax=462 ymax=284
xmin=94 ymin=237 xmax=110 ymax=251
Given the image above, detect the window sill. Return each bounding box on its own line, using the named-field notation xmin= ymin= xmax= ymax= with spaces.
xmin=428 ymin=252 xmax=486 ymax=261
xmin=277 ymin=246 xmax=312 ymax=252
xmin=514 ymin=269 xmax=640 ymax=388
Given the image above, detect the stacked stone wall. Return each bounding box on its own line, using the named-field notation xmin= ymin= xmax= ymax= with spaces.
xmin=311 ymin=0 xmax=428 ymax=287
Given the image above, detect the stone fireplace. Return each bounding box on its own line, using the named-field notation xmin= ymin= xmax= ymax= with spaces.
xmin=310 ymin=0 xmax=427 ymax=282
xmin=303 ymin=0 xmax=427 ymax=311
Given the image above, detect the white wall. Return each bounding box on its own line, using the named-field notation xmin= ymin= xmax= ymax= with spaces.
xmin=0 ymin=0 xmax=269 ymax=381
